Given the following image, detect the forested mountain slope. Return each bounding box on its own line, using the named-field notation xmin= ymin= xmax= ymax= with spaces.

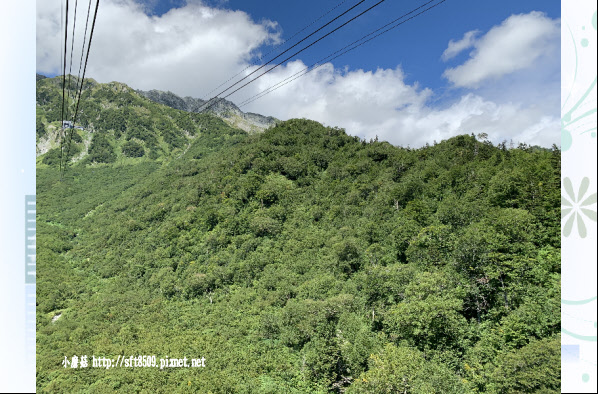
xmin=35 ymin=75 xmax=274 ymax=164
xmin=37 ymin=77 xmax=561 ymax=392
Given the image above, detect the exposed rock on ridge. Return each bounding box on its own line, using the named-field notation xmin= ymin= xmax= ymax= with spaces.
xmin=137 ymin=89 xmax=278 ymax=134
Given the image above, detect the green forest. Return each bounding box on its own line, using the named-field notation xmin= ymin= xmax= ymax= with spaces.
xmin=37 ymin=76 xmax=561 ymax=392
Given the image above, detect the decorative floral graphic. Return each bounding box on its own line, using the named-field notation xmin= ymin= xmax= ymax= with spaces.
xmin=562 ymin=177 xmax=597 ymax=238
xmin=561 ymin=11 xmax=597 ymax=152
xmin=561 ymin=7 xmax=597 ymax=392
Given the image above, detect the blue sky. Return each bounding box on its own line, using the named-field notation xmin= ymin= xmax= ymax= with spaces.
xmin=36 ymin=0 xmax=561 ymax=147
xmin=210 ymin=0 xmax=560 ymax=91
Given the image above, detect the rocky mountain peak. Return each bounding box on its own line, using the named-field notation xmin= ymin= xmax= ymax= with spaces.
xmin=137 ymin=89 xmax=278 ymax=134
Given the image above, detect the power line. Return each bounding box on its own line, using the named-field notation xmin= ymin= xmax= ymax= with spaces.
xmin=199 ymin=0 xmax=389 ymax=114
xmin=62 ymin=0 xmax=100 ymax=179
xmin=202 ymin=0 xmax=350 ymax=99
xmin=198 ymin=0 xmax=372 ymax=111
xmin=67 ymin=0 xmax=79 ymax=105
xmin=59 ymin=0 xmax=70 ymax=178
xmin=76 ymin=0 xmax=93 ymax=87
xmin=239 ymin=0 xmax=446 ymax=108
xmin=264 ymin=0 xmax=351 ymax=60
xmin=62 ymin=0 xmax=80 ymax=175
xmin=60 ymin=1 xmax=63 ymax=72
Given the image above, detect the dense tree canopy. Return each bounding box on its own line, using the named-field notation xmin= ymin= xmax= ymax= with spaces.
xmin=36 ymin=77 xmax=561 ymax=392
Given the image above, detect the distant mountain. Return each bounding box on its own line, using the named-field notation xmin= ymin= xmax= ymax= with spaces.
xmin=137 ymin=89 xmax=278 ymax=134
xmin=35 ymin=75 xmax=250 ymax=163
xmin=36 ymin=73 xmax=47 ymax=81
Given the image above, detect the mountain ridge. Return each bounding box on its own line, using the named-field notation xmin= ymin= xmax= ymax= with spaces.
xmin=35 ymin=73 xmax=278 ymax=134
xmin=35 ymin=74 xmax=248 ymax=163
xmin=136 ymin=89 xmax=278 ymax=134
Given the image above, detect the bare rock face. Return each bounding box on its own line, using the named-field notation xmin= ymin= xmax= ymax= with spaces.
xmin=137 ymin=89 xmax=278 ymax=133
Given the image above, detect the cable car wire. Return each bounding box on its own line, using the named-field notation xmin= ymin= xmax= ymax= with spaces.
xmin=198 ymin=0 xmax=374 ymax=111
xmin=67 ymin=0 xmax=79 ymax=107
xmin=62 ymin=0 xmax=100 ymax=179
xmin=239 ymin=0 xmax=446 ymax=108
xmin=203 ymin=0 xmax=350 ymax=99
xmin=199 ymin=0 xmax=389 ymax=113
xmin=59 ymin=0 xmax=70 ymax=178
xmin=75 ymin=0 xmax=93 ymax=90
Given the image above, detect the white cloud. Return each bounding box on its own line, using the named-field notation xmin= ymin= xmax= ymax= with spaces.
xmin=240 ymin=63 xmax=559 ymax=148
xmin=36 ymin=3 xmax=559 ymax=148
xmin=441 ymin=30 xmax=479 ymax=61
xmin=443 ymin=12 xmax=560 ymax=88
xmin=36 ymin=0 xmax=279 ymax=97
